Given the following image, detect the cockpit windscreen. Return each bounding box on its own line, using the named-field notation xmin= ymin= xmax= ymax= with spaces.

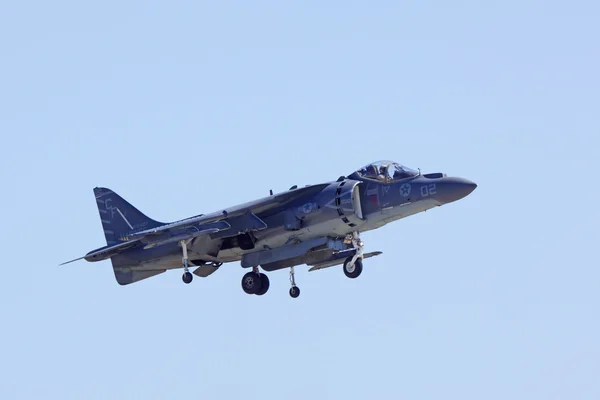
xmin=355 ymin=161 xmax=419 ymax=183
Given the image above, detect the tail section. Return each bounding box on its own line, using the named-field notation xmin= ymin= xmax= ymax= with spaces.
xmin=94 ymin=187 xmax=163 ymax=245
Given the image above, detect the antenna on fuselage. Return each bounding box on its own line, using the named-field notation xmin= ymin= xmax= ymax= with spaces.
xmin=269 ymin=189 xmax=273 ymax=196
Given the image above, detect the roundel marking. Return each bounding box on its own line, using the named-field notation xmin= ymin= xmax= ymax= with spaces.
xmin=302 ymin=202 xmax=313 ymax=214
xmin=399 ymin=183 xmax=411 ymax=197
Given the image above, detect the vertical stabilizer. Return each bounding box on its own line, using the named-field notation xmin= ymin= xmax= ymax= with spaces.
xmin=93 ymin=187 xmax=163 ymax=245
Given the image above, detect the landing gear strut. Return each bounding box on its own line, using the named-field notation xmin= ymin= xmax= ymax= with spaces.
xmin=180 ymin=240 xmax=193 ymax=284
xmin=343 ymin=232 xmax=364 ymax=279
xmin=289 ymin=266 xmax=300 ymax=298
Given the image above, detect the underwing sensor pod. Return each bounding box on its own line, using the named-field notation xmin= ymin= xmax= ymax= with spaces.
xmin=61 ymin=160 xmax=477 ymax=298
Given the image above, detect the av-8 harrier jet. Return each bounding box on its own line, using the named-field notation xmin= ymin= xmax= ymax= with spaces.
xmin=62 ymin=161 xmax=476 ymax=298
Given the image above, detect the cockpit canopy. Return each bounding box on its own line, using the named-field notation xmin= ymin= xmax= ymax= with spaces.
xmin=353 ymin=160 xmax=419 ymax=183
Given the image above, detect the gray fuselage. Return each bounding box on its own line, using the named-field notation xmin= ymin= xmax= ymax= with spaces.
xmin=121 ymin=172 xmax=476 ymax=273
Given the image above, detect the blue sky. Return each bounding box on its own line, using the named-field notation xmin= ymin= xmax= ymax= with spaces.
xmin=1 ymin=1 xmax=598 ymax=399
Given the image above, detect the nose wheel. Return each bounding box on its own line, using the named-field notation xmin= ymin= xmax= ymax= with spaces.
xmin=343 ymin=257 xmax=363 ymax=278
xmin=343 ymin=232 xmax=364 ymax=279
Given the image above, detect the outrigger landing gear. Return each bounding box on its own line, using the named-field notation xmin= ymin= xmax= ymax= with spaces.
xmin=180 ymin=240 xmax=193 ymax=284
xmin=343 ymin=232 xmax=364 ymax=279
xmin=289 ymin=266 xmax=300 ymax=298
xmin=241 ymin=267 xmax=270 ymax=295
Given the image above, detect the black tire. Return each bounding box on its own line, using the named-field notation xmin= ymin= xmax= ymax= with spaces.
xmin=343 ymin=257 xmax=363 ymax=279
xmin=255 ymin=273 xmax=270 ymax=296
xmin=182 ymin=272 xmax=193 ymax=284
xmin=289 ymin=286 xmax=300 ymax=298
xmin=241 ymin=272 xmax=262 ymax=294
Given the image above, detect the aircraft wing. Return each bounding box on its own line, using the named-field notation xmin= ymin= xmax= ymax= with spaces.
xmin=127 ymin=183 xmax=329 ymax=242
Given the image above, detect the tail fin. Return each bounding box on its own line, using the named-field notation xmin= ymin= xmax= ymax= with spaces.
xmin=94 ymin=187 xmax=163 ymax=244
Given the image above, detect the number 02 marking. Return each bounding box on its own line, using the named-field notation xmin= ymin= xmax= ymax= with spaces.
xmin=421 ymin=184 xmax=437 ymax=197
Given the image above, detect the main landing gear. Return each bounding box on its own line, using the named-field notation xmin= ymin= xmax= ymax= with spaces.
xmin=241 ymin=267 xmax=270 ymax=296
xmin=343 ymin=232 xmax=364 ymax=279
xmin=240 ymin=266 xmax=300 ymax=298
xmin=180 ymin=240 xmax=194 ymax=284
xmin=239 ymin=231 xmax=366 ymax=296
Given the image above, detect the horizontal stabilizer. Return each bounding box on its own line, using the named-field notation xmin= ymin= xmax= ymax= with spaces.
xmin=113 ymin=267 xmax=165 ymax=285
xmin=308 ymin=251 xmax=383 ymax=272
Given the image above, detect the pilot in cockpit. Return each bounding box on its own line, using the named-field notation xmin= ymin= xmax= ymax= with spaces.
xmin=378 ymin=166 xmax=388 ymax=181
xmin=356 ymin=161 xmax=419 ymax=182
xmin=362 ymin=164 xmax=386 ymax=181
xmin=364 ymin=164 xmax=379 ymax=179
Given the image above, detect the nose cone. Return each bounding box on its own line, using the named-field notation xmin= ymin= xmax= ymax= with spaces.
xmin=436 ymin=177 xmax=477 ymax=204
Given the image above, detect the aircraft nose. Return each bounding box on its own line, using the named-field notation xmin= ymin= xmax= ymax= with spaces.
xmin=436 ymin=177 xmax=477 ymax=204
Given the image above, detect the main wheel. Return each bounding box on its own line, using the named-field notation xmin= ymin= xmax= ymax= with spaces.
xmin=182 ymin=271 xmax=193 ymax=284
xmin=289 ymin=286 xmax=300 ymax=298
xmin=343 ymin=257 xmax=363 ymax=279
xmin=241 ymin=272 xmax=262 ymax=294
xmin=255 ymin=273 xmax=270 ymax=296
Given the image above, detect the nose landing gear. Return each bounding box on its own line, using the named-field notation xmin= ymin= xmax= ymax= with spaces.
xmin=343 ymin=257 xmax=363 ymax=279
xmin=343 ymin=232 xmax=364 ymax=279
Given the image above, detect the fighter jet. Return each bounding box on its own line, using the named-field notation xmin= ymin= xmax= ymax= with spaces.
xmin=61 ymin=161 xmax=476 ymax=298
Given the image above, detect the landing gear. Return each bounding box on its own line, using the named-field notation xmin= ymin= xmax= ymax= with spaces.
xmin=182 ymin=271 xmax=193 ymax=284
xmin=343 ymin=232 xmax=364 ymax=279
xmin=241 ymin=267 xmax=270 ymax=295
xmin=255 ymin=273 xmax=270 ymax=296
xmin=343 ymin=257 xmax=363 ymax=279
xmin=289 ymin=266 xmax=300 ymax=298
xmin=241 ymin=271 xmax=262 ymax=294
xmin=180 ymin=240 xmax=193 ymax=284
xmin=289 ymin=286 xmax=300 ymax=298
